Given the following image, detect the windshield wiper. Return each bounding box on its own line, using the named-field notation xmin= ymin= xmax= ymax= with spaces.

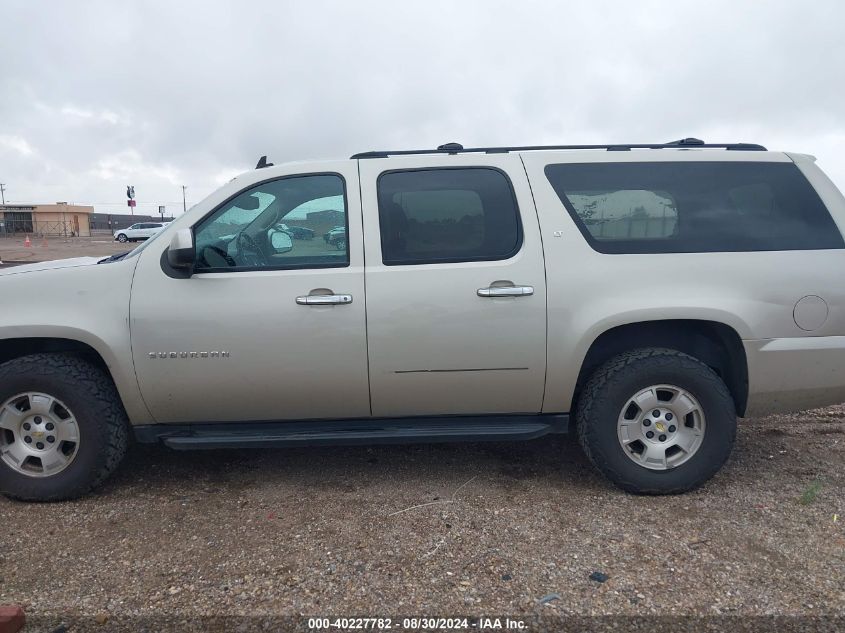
xmin=98 ymin=251 xmax=131 ymax=264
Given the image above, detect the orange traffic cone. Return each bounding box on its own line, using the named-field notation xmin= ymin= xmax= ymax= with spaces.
xmin=24 ymin=235 xmax=32 ymax=248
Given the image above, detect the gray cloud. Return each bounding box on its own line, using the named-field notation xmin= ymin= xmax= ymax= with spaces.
xmin=1 ymin=0 xmax=845 ymax=214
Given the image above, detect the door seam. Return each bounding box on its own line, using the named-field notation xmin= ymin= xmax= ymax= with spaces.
xmin=357 ymin=159 xmax=375 ymax=417
xmin=519 ymin=154 xmax=550 ymax=413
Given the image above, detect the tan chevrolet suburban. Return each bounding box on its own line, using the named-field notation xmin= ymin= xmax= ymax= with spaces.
xmin=2 ymin=138 xmax=845 ymax=501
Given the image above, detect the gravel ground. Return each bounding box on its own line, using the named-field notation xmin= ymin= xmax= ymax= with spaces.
xmin=0 ymin=243 xmax=843 ymax=630
xmin=0 ymin=235 xmax=128 ymax=264
xmin=1 ymin=406 xmax=843 ymax=631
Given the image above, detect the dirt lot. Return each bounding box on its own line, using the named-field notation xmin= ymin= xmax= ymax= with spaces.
xmin=1 ymin=238 xmax=843 ymax=632
xmin=0 ymin=234 xmax=346 ymax=269
xmin=0 ymin=408 xmax=843 ymax=631
xmin=0 ymin=235 xmax=128 ymax=264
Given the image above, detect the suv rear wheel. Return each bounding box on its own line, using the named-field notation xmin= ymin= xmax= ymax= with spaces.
xmin=0 ymin=354 xmax=129 ymax=501
xmin=576 ymin=348 xmax=736 ymax=494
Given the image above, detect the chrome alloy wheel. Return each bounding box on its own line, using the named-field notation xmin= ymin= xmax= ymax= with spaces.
xmin=617 ymin=384 xmax=706 ymax=471
xmin=0 ymin=392 xmax=80 ymax=477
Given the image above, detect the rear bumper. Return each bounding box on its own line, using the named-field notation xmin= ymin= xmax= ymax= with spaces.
xmin=744 ymin=336 xmax=845 ymax=416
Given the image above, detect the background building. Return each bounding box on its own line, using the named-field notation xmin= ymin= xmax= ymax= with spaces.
xmin=89 ymin=212 xmax=174 ymax=233
xmin=0 ymin=203 xmax=94 ymax=237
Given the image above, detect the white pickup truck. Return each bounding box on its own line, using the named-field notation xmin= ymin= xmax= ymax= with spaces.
xmin=2 ymin=138 xmax=845 ymax=501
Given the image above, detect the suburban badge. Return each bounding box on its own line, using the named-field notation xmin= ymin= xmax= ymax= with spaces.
xmin=148 ymin=351 xmax=230 ymax=359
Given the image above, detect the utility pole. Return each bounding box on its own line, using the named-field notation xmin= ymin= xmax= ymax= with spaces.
xmin=0 ymin=183 xmax=6 ymax=205
xmin=182 ymin=185 xmax=187 ymax=215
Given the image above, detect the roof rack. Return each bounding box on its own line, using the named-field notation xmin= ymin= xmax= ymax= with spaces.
xmin=350 ymin=138 xmax=767 ymax=159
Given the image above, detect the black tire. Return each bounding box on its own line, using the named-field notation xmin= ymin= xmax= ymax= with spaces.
xmin=116 ymin=233 xmax=128 ymax=243
xmin=0 ymin=354 xmax=129 ymax=502
xmin=575 ymin=348 xmax=736 ymax=495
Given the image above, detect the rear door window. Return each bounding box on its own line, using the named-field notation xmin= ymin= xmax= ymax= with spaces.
xmin=377 ymin=168 xmax=522 ymax=265
xmin=545 ymin=161 xmax=844 ymax=253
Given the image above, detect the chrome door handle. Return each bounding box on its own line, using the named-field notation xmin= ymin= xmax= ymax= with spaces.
xmin=296 ymin=294 xmax=353 ymax=305
xmin=477 ymin=285 xmax=534 ymax=298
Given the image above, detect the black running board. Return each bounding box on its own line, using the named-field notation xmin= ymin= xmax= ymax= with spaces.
xmin=133 ymin=414 xmax=569 ymax=450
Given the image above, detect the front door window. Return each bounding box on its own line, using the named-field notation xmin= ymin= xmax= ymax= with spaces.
xmin=194 ymin=174 xmax=348 ymax=271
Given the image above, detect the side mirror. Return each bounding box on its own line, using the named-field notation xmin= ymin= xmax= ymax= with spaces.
xmin=167 ymin=229 xmax=195 ymax=269
xmin=269 ymin=228 xmax=293 ymax=254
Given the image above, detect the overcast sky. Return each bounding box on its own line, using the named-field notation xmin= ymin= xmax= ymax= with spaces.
xmin=1 ymin=0 xmax=844 ymax=216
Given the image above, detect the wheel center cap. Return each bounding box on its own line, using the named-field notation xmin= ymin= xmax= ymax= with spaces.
xmin=655 ymin=422 xmax=667 ymax=433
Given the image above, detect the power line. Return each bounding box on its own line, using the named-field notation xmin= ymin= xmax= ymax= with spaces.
xmin=79 ymin=201 xmax=187 ymax=205
xmin=0 ymin=201 xmax=185 ymax=206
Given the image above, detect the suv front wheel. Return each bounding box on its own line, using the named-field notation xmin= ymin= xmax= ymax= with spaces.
xmin=576 ymin=348 xmax=736 ymax=494
xmin=0 ymin=354 xmax=129 ymax=501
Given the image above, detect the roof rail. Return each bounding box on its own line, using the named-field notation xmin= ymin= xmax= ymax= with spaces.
xmin=350 ymin=138 xmax=767 ymax=159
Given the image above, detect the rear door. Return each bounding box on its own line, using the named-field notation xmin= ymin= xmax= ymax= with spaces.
xmin=359 ymin=154 xmax=547 ymax=417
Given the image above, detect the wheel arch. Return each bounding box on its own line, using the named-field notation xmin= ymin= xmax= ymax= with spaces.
xmin=573 ymin=319 xmax=749 ymax=416
xmin=0 ymin=336 xmax=144 ymax=422
xmin=0 ymin=336 xmax=106 ymax=368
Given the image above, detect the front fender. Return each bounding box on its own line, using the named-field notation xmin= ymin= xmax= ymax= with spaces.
xmin=0 ymin=257 xmax=153 ymax=425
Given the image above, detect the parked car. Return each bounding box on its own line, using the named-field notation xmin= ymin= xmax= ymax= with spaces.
xmin=287 ymin=226 xmax=315 ymax=240
xmin=3 ymin=138 xmax=845 ymax=501
xmin=323 ymin=226 xmax=346 ymax=250
xmin=114 ymin=222 xmax=169 ymax=243
xmin=274 ymin=223 xmax=313 ymax=241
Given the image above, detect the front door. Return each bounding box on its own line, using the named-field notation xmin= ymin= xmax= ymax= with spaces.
xmin=130 ymin=162 xmax=370 ymax=423
xmin=359 ymin=154 xmax=548 ymax=417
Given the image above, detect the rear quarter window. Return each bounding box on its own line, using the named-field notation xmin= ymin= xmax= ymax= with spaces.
xmin=544 ymin=161 xmax=844 ymax=253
